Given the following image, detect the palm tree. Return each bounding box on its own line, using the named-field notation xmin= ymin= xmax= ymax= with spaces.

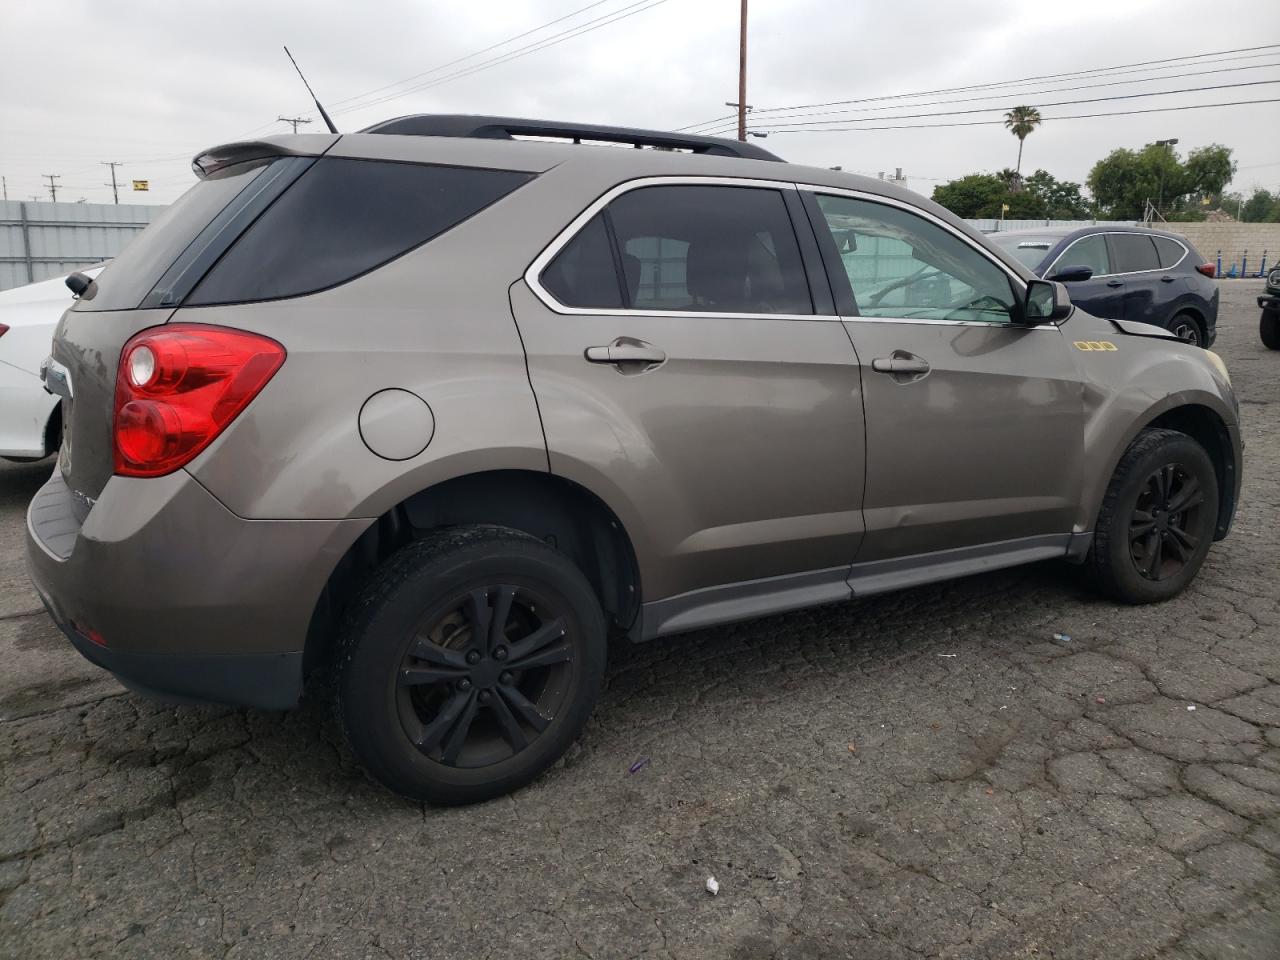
xmin=1004 ymin=106 xmax=1042 ymax=177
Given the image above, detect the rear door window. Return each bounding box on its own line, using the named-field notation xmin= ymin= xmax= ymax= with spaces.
xmin=188 ymin=160 xmax=532 ymax=305
xmin=539 ymin=213 xmax=623 ymax=308
xmin=1152 ymin=236 xmax=1187 ymax=269
xmin=607 ymin=185 xmax=812 ymax=315
xmin=1109 ymin=234 xmax=1160 ymax=274
xmin=1056 ymin=234 xmax=1111 ymax=276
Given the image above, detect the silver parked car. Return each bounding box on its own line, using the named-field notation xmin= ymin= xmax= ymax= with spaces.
xmin=28 ymin=116 xmax=1241 ymax=803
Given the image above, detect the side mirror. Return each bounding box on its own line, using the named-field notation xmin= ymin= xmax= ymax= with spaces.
xmin=1022 ymin=279 xmax=1071 ymax=324
xmin=1047 ymin=264 xmax=1093 ymax=283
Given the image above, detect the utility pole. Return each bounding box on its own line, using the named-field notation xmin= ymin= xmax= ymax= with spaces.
xmin=737 ymin=0 xmax=748 ymax=142
xmin=1154 ymin=138 xmax=1178 ymax=217
xmin=1 ymin=175 xmax=6 ymax=202
xmin=278 ymin=116 xmax=312 ymax=134
xmin=42 ymin=174 xmax=60 ymax=203
xmin=101 ymin=161 xmax=123 ymax=204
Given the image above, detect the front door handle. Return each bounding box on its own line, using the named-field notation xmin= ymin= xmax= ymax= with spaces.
xmin=1106 ymin=279 xmax=1125 ymax=288
xmin=584 ymin=337 xmax=667 ymax=370
xmin=872 ymin=356 xmax=930 ymax=375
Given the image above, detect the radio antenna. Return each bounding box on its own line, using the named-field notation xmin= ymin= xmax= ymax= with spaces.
xmin=283 ymin=46 xmax=338 ymax=134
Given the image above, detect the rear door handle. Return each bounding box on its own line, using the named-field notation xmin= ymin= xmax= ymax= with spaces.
xmin=872 ymin=356 xmax=930 ymax=375
xmin=584 ymin=338 xmax=667 ymax=368
xmin=1106 ymin=279 xmax=1125 ymax=288
xmin=1160 ymin=275 xmax=1177 ymax=283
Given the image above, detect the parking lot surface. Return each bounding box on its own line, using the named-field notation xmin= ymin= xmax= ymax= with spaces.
xmin=1 ymin=281 xmax=1277 ymax=959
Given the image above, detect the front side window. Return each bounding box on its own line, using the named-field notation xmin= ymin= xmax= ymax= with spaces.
xmin=1110 ymin=234 xmax=1160 ymax=274
xmin=1056 ymin=233 xmax=1111 ymax=277
xmin=814 ymin=195 xmax=1018 ymax=323
xmin=539 ymin=184 xmax=813 ymax=315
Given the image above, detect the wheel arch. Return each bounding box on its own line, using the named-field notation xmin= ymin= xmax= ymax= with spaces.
xmin=304 ymin=469 xmax=642 ymax=675
xmin=1086 ymin=394 xmax=1237 ymax=544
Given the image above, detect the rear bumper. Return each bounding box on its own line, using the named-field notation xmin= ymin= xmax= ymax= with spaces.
xmin=26 ymin=467 xmax=368 ymax=710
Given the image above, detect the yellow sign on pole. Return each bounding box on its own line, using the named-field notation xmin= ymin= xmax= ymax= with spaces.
xmin=132 ymin=180 xmax=149 ymax=192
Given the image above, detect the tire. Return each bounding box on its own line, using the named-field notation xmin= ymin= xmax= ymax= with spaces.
xmin=1085 ymin=428 xmax=1218 ymax=604
xmin=1169 ymin=312 xmax=1204 ymax=347
xmin=335 ymin=525 xmax=607 ymax=805
xmin=1261 ymin=308 xmax=1280 ymax=350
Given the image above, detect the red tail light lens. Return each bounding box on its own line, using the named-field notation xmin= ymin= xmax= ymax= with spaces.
xmin=0 ymin=323 xmax=9 ymax=338
xmin=113 ymin=323 xmax=285 ymax=477
xmin=1196 ymin=263 xmax=1216 ymax=278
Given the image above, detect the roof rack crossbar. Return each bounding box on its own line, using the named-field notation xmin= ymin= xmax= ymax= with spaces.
xmin=358 ymin=114 xmax=783 ymax=162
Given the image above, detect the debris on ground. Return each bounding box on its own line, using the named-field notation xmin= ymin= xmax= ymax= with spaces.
xmin=1187 ymin=704 xmax=1197 ymax=711
xmin=1052 ymin=633 xmax=1072 ymax=643
xmin=847 ymin=743 xmax=856 ymax=753
xmin=628 ymin=757 xmax=650 ymax=775
xmin=705 ymin=876 xmax=720 ymax=896
xmin=937 ymin=653 xmax=958 ymax=658
xmin=1095 ymin=696 xmax=1106 ymax=705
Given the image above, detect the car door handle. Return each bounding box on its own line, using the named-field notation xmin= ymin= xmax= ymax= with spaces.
xmin=1160 ymin=275 xmax=1177 ymax=283
xmin=584 ymin=338 xmax=667 ymax=367
xmin=871 ymin=356 xmax=930 ymax=375
xmin=1106 ymin=279 xmax=1125 ymax=288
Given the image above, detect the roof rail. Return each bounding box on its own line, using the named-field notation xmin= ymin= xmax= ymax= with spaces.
xmin=359 ymin=114 xmax=784 ymax=162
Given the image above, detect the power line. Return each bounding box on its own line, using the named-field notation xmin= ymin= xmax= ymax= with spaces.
xmin=700 ymin=79 xmax=1280 ymax=134
xmin=707 ymin=60 xmax=1280 ymax=129
xmin=749 ymin=42 xmax=1280 ymax=117
xmin=326 ymin=0 xmax=617 ymax=111
xmin=761 ymin=97 xmax=1280 ymax=134
xmin=332 ymin=0 xmax=672 ymax=117
xmin=677 ymin=44 xmax=1280 ymax=133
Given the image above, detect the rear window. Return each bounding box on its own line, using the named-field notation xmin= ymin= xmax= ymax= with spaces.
xmin=1152 ymin=235 xmax=1187 ymax=269
xmin=77 ymin=161 xmax=273 ymax=312
xmin=1110 ymin=233 xmax=1160 ymax=274
xmin=188 ymin=159 xmax=532 ymax=305
xmin=997 ymin=238 xmax=1054 ymax=270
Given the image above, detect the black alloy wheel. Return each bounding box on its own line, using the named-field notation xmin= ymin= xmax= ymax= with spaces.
xmin=398 ymin=584 xmax=573 ymax=768
xmin=1128 ymin=463 xmax=1206 ymax=582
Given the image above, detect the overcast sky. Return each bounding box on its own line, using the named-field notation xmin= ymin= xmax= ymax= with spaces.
xmin=2 ymin=0 xmax=1277 ymax=206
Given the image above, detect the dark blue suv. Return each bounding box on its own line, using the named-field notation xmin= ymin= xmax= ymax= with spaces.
xmin=991 ymin=226 xmax=1218 ymax=346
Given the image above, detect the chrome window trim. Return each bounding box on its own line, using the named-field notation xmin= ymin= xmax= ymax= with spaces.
xmin=523 ymin=175 xmax=824 ymax=321
xmin=1043 ymin=230 xmax=1188 ymax=280
xmin=797 ymin=184 xmax=1061 ymax=330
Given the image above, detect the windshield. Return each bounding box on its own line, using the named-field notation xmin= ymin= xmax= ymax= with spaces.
xmin=990 ymin=235 xmax=1056 ymax=271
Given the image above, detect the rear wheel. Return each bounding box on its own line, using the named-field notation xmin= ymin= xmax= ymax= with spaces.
xmin=1170 ymin=312 xmax=1204 ymax=346
xmin=1086 ymin=428 xmax=1218 ymax=604
xmin=336 ymin=525 xmax=607 ymax=805
xmin=1261 ymin=308 xmax=1280 ymax=350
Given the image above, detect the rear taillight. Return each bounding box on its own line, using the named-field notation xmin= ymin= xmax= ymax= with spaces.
xmin=1196 ymin=263 xmax=1216 ymax=278
xmin=113 ymin=323 xmax=285 ymax=477
xmin=0 ymin=323 xmax=9 ymax=338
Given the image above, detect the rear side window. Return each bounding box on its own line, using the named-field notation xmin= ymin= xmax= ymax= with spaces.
xmin=77 ymin=161 xmax=274 ymax=312
xmin=1110 ymin=234 xmax=1160 ymax=274
xmin=1152 ymin=235 xmax=1187 ymax=269
xmin=1057 ymin=234 xmax=1111 ymax=276
xmin=539 ymin=184 xmax=813 ymax=315
xmin=188 ymin=159 xmax=531 ymax=305
xmin=540 ymin=213 xmax=623 ymax=308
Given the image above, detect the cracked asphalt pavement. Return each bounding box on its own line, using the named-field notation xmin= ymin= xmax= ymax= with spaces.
xmin=2 ymin=281 xmax=1278 ymax=959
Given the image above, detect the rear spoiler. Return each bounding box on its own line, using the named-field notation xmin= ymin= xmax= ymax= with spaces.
xmin=191 ymin=134 xmax=339 ymax=179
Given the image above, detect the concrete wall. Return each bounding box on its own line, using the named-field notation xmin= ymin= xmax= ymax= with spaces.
xmin=0 ymin=200 xmax=167 ymax=292
xmin=1162 ymin=223 xmax=1280 ymax=277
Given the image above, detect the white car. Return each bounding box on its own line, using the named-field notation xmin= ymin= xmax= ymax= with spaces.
xmin=0 ymin=266 xmax=105 ymax=461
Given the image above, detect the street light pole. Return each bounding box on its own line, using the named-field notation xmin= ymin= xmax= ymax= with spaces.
xmin=737 ymin=0 xmax=748 ymax=142
xmin=1154 ymin=138 xmax=1178 ymax=218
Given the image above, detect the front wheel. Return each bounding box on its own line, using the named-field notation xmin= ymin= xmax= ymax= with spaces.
xmin=1085 ymin=428 xmax=1218 ymax=604
xmin=1261 ymin=308 xmax=1280 ymax=350
xmin=336 ymin=525 xmax=607 ymax=805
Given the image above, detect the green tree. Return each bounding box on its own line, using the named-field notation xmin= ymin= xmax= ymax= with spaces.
xmin=1088 ymin=143 xmax=1236 ymax=219
xmin=1240 ymin=188 xmax=1280 ymax=223
xmin=1003 ymin=106 xmax=1042 ymax=176
xmin=931 ymin=169 xmax=1087 ymax=220
xmin=931 ymin=173 xmax=1009 ymax=218
xmin=1023 ymin=169 xmax=1090 ymax=219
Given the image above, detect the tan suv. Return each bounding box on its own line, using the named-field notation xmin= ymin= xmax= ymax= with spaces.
xmin=27 ymin=116 xmax=1241 ymax=804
